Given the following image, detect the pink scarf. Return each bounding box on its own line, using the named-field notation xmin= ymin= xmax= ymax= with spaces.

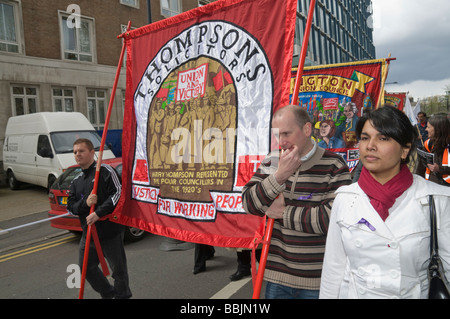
xmin=358 ymin=164 xmax=413 ymax=221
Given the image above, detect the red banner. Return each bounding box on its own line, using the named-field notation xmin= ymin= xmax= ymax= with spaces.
xmin=384 ymin=92 xmax=407 ymax=111
xmin=113 ymin=0 xmax=297 ymax=248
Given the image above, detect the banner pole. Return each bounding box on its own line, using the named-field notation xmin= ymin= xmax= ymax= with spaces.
xmin=251 ymin=218 xmax=274 ymax=299
xmin=375 ymin=54 xmax=396 ymax=108
xmin=292 ymin=0 xmax=317 ymax=106
xmin=79 ymin=21 xmax=131 ymax=299
xmin=252 ymin=0 xmax=316 ymax=299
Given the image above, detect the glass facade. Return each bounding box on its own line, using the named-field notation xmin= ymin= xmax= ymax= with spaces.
xmin=294 ymin=0 xmax=375 ymax=67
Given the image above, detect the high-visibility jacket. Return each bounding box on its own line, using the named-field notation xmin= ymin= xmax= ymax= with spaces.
xmin=424 ymin=139 xmax=450 ymax=184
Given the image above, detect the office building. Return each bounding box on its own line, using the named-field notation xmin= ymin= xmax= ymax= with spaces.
xmin=294 ymin=0 xmax=375 ymax=66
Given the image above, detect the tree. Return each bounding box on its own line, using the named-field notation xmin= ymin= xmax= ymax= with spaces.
xmin=420 ymin=84 xmax=450 ymax=115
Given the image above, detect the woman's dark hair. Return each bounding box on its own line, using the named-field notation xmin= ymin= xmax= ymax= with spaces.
xmin=428 ymin=114 xmax=450 ymax=155
xmin=356 ymin=105 xmax=418 ymax=163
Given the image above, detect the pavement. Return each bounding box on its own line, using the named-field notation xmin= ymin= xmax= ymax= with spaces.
xmin=0 ymin=183 xmax=196 ymax=249
xmin=0 ymin=184 xmax=50 ymax=223
xmin=0 ymin=184 xmax=67 ymax=252
xmin=0 ymin=184 xmax=261 ymax=299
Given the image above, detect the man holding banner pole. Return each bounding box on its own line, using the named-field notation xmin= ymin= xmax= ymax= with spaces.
xmin=242 ymin=105 xmax=351 ymax=299
xmin=68 ymin=138 xmax=132 ymax=299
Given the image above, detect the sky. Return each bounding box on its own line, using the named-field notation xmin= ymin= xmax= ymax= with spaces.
xmin=371 ymin=0 xmax=450 ymax=100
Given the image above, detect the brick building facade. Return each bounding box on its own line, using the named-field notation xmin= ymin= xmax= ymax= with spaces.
xmin=0 ymin=0 xmax=211 ymax=184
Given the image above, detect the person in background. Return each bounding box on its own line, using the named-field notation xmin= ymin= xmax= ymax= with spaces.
xmin=229 ymin=249 xmax=261 ymax=281
xmin=192 ymin=244 xmax=215 ymax=274
xmin=421 ymin=114 xmax=450 ymax=186
xmin=417 ymin=111 xmax=428 ymax=145
xmin=320 ymin=106 xmax=450 ymax=299
xmin=67 ymin=138 xmax=132 ymax=299
xmin=242 ymin=105 xmax=351 ymax=299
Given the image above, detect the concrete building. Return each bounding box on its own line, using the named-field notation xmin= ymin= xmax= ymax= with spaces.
xmin=294 ymin=0 xmax=375 ymax=67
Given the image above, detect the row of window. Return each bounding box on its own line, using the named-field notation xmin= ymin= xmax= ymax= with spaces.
xmin=3 ymin=0 xmax=371 ymax=67
xmin=0 ymin=0 xmax=211 ymax=59
xmin=296 ymin=0 xmax=375 ymax=65
xmin=10 ymin=85 xmax=123 ymax=130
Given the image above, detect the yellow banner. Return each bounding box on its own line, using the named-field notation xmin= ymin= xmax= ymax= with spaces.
xmin=290 ymin=71 xmax=376 ymax=97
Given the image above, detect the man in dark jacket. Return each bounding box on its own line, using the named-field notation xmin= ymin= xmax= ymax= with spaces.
xmin=417 ymin=111 xmax=428 ymax=145
xmin=67 ymin=138 xmax=131 ymax=299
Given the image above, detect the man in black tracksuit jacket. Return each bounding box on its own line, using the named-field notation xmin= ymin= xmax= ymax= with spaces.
xmin=68 ymin=138 xmax=131 ymax=299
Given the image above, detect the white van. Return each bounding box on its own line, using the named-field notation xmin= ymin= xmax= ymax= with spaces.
xmin=3 ymin=112 xmax=115 ymax=190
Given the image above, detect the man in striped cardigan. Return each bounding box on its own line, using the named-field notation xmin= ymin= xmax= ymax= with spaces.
xmin=242 ymin=105 xmax=351 ymax=299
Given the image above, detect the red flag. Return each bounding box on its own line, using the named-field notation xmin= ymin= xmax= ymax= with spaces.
xmin=384 ymin=92 xmax=407 ymax=111
xmin=114 ymin=0 xmax=297 ymax=248
xmin=155 ymin=87 xmax=169 ymax=99
xmin=213 ymin=69 xmax=233 ymax=91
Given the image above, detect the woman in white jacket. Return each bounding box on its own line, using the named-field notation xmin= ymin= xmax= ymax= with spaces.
xmin=320 ymin=106 xmax=450 ymax=299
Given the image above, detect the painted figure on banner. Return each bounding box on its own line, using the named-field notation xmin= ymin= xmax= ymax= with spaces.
xmin=318 ymin=120 xmax=345 ymax=149
xmin=146 ymin=57 xmax=237 ymax=202
xmin=148 ymin=99 xmax=165 ymax=169
xmin=335 ymin=102 xmax=359 ymax=149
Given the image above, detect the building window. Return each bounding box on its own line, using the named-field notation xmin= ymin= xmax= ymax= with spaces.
xmin=319 ymin=6 xmax=325 ymax=31
xmin=53 ymin=88 xmax=75 ymax=112
xmin=11 ymin=86 xmax=38 ymax=116
xmin=87 ymin=89 xmax=106 ymax=129
xmin=0 ymin=1 xmax=20 ymax=53
xmin=161 ymin=0 xmax=181 ymax=17
xmin=60 ymin=13 xmax=95 ymax=62
xmin=120 ymin=0 xmax=139 ymax=8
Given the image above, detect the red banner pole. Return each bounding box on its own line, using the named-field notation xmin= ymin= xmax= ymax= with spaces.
xmin=78 ymin=21 xmax=131 ymax=299
xmin=251 ymin=0 xmax=316 ymax=299
xmin=292 ymin=0 xmax=316 ymax=106
xmin=251 ymin=218 xmax=274 ymax=299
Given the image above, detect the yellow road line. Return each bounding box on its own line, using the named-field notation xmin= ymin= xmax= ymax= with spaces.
xmin=0 ymin=235 xmax=78 ymax=263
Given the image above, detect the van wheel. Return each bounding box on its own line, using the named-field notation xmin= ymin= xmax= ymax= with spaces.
xmin=48 ymin=175 xmax=56 ymax=191
xmin=7 ymin=171 xmax=20 ymax=190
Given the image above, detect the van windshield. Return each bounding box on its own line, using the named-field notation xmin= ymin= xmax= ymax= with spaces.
xmin=50 ymin=131 xmax=109 ymax=154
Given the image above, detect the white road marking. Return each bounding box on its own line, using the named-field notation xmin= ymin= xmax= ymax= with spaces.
xmin=210 ymin=277 xmax=252 ymax=299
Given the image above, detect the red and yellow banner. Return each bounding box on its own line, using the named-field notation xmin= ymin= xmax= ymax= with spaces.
xmin=113 ymin=0 xmax=297 ymax=248
xmin=384 ymin=92 xmax=407 ymax=111
xmin=290 ymin=59 xmax=388 ymax=171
